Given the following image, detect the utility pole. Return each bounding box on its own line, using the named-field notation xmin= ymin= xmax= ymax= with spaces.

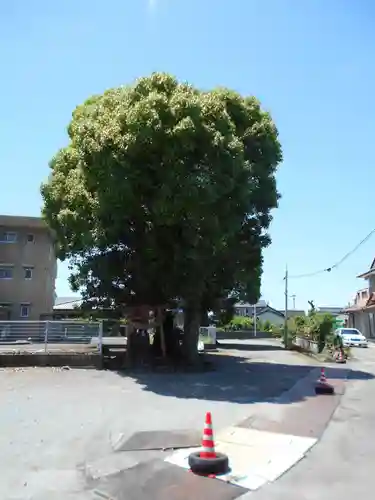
xmin=291 ymin=294 xmax=296 ymax=309
xmin=253 ymin=302 xmax=257 ymax=337
xmin=284 ymin=266 xmax=288 ymax=347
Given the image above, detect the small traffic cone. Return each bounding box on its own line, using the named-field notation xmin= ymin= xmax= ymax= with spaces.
xmin=315 ymin=367 xmax=334 ymax=395
xmin=336 ymin=348 xmax=346 ymax=364
xmin=200 ymin=412 xmax=216 ymax=459
xmin=188 ymin=411 xmax=229 ymax=476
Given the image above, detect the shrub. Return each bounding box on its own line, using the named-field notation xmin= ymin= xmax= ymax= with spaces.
xmin=226 ymin=315 xmax=253 ymax=331
xmin=263 ymin=320 xmax=272 ymax=332
xmin=271 ymin=325 xmax=283 ymax=338
xmin=293 ymin=313 xmax=334 ymax=353
xmin=317 ymin=314 xmax=334 ymax=352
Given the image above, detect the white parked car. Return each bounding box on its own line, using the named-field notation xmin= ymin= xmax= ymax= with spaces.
xmin=334 ymin=328 xmax=368 ymax=348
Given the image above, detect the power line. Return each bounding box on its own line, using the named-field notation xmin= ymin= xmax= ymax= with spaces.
xmin=329 ymin=228 xmax=375 ymax=270
xmin=288 ymin=268 xmax=329 ymax=279
xmin=287 ymin=227 xmax=375 ymax=280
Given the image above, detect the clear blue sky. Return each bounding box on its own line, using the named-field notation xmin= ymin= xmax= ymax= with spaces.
xmin=1 ymin=0 xmax=375 ymax=310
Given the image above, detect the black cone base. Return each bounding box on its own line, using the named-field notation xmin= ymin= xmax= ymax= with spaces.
xmin=315 ymin=382 xmax=334 ymax=395
xmin=335 ymin=358 xmax=346 ymax=364
xmin=188 ymin=451 xmax=229 ymax=476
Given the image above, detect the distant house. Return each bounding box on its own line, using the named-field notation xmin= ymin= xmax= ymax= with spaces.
xmin=235 ymin=301 xmax=304 ymax=327
xmin=316 ymin=306 xmax=345 ymax=316
xmin=315 ymin=307 xmax=347 ymax=327
xmin=255 ymin=306 xmax=285 ymax=327
xmin=345 ymin=258 xmax=375 ymax=338
xmin=279 ymin=309 xmax=306 ymax=319
xmin=50 ymin=296 xmax=83 ymax=320
xmin=235 ymin=300 xmax=268 ymax=317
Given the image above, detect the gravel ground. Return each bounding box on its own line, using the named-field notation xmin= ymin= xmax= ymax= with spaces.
xmin=0 ymin=339 xmax=317 ymax=498
xmin=0 ymin=343 xmax=96 ymax=353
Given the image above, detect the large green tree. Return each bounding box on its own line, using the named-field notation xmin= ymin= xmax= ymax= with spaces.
xmin=41 ymin=72 xmax=282 ymax=363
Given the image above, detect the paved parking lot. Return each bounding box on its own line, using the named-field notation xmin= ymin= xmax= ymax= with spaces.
xmin=0 ymin=339 xmax=317 ymax=498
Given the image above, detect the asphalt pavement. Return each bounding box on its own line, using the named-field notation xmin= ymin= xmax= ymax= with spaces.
xmin=246 ymin=344 xmax=375 ymax=500
xmin=5 ymin=339 xmax=373 ymax=499
xmin=0 ymin=338 xmax=317 ymax=498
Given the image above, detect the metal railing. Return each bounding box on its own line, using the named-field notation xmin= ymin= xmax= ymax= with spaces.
xmin=0 ymin=320 xmax=103 ymax=353
xmin=0 ymin=320 xmax=217 ymax=354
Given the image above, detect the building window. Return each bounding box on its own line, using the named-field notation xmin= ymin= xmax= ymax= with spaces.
xmin=26 ymin=234 xmax=35 ymax=243
xmin=0 ymin=303 xmax=11 ymax=321
xmin=24 ymin=267 xmax=33 ymax=280
xmin=20 ymin=304 xmax=30 ymax=318
xmin=0 ymin=267 xmax=13 ymax=279
xmin=0 ymin=232 xmax=17 ymax=243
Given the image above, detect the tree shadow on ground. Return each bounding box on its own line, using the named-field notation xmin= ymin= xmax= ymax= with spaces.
xmin=117 ymin=349 xmax=374 ymax=406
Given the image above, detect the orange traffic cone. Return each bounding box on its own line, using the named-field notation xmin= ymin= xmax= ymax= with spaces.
xmin=336 ymin=348 xmax=346 ymax=364
xmin=315 ymin=367 xmax=334 ymax=395
xmin=200 ymin=412 xmax=216 ymax=459
xmin=188 ymin=412 xmax=229 ymax=476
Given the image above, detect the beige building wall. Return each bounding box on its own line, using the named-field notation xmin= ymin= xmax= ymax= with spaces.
xmin=0 ymin=215 xmax=57 ymax=320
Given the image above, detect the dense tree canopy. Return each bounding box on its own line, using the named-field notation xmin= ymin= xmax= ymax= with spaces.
xmin=41 ymin=72 xmax=282 ymax=361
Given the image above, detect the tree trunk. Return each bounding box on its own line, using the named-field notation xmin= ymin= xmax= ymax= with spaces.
xmin=157 ymin=308 xmax=167 ymax=359
xmin=200 ymin=309 xmax=210 ymax=327
xmin=183 ymin=302 xmax=201 ymax=365
xmin=126 ymin=325 xmax=136 ymax=368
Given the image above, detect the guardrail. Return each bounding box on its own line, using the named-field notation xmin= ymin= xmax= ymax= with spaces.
xmin=0 ymin=320 xmax=103 ymax=353
xmin=0 ymin=320 xmax=219 ymax=355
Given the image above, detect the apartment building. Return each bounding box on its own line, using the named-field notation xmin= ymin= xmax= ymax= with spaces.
xmin=0 ymin=215 xmax=57 ymax=320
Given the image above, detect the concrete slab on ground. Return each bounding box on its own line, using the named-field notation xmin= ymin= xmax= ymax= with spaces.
xmin=93 ymin=458 xmax=248 ymax=500
xmin=113 ymin=429 xmax=201 ymax=452
xmin=165 ymin=427 xmax=316 ymax=490
xmin=84 ymin=450 xmax=165 ymax=482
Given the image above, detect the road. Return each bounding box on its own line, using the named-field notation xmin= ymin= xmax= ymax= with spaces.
xmin=248 ymin=344 xmax=375 ymax=500
xmin=0 ymin=339 xmax=316 ymax=499
xmin=3 ymin=339 xmax=374 ymax=499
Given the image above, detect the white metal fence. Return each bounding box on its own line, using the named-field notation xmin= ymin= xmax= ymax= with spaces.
xmin=0 ymin=320 xmax=103 ymax=353
xmin=0 ymin=320 xmax=216 ymax=354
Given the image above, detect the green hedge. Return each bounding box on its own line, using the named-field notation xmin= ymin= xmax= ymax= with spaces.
xmin=288 ymin=313 xmax=334 ymax=353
